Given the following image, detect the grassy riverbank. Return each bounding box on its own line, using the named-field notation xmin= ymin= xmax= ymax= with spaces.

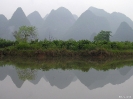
xmin=1 ymin=39 xmax=133 ymax=58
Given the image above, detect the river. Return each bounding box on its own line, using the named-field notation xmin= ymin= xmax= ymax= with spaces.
xmin=0 ymin=58 xmax=133 ymax=99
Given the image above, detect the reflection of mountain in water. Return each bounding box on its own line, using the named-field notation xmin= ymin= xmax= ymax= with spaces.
xmin=75 ymin=66 xmax=133 ymax=90
xmin=0 ymin=66 xmax=8 ymax=81
xmin=29 ymin=70 xmax=48 ymax=85
xmin=44 ymin=69 xmax=76 ymax=89
xmin=0 ymin=66 xmax=133 ymax=90
xmin=119 ymin=66 xmax=132 ymax=76
xmin=74 ymin=69 xmax=108 ymax=89
xmin=0 ymin=66 xmax=24 ymax=88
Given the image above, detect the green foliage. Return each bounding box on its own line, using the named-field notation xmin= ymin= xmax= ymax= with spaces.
xmin=1 ymin=39 xmax=133 ymax=51
xmin=0 ymin=38 xmax=15 ymax=48
xmin=16 ymin=42 xmax=30 ymax=50
xmin=66 ymin=39 xmax=77 ymax=50
xmin=1 ymin=37 xmax=133 ymax=58
xmin=94 ymin=30 xmax=111 ymax=42
xmin=13 ymin=26 xmax=37 ymax=42
xmin=77 ymin=40 xmax=91 ymax=50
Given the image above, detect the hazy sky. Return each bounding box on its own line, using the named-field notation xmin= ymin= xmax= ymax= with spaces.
xmin=0 ymin=0 xmax=133 ymax=21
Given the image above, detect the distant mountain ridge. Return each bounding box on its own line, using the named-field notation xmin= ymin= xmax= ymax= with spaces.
xmin=0 ymin=6 xmax=133 ymax=41
xmin=27 ymin=11 xmax=43 ymax=28
xmin=111 ymin=22 xmax=133 ymax=41
xmin=7 ymin=7 xmax=31 ymax=40
xmin=89 ymin=7 xmax=133 ymax=33
xmin=43 ymin=14 xmax=49 ymax=21
xmin=0 ymin=14 xmax=8 ymax=28
xmin=0 ymin=14 xmax=8 ymax=39
xmin=27 ymin=11 xmax=44 ymax=40
xmin=64 ymin=9 xmax=110 ymax=40
xmin=73 ymin=14 xmax=78 ymax=20
xmin=8 ymin=7 xmax=31 ymax=29
xmin=40 ymin=7 xmax=76 ymax=40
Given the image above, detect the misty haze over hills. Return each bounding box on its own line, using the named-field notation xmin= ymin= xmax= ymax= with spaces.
xmin=0 ymin=6 xmax=133 ymax=41
xmin=64 ymin=9 xmax=110 ymax=40
xmin=27 ymin=7 xmax=76 ymax=40
xmin=27 ymin=11 xmax=43 ymax=28
xmin=89 ymin=7 xmax=133 ymax=34
xmin=111 ymin=22 xmax=133 ymax=42
xmin=73 ymin=14 xmax=78 ymax=20
xmin=0 ymin=14 xmax=8 ymax=39
xmin=8 ymin=7 xmax=31 ymax=29
xmin=41 ymin=7 xmax=76 ymax=40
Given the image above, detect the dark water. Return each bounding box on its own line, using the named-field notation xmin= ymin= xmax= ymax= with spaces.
xmin=0 ymin=64 xmax=133 ymax=99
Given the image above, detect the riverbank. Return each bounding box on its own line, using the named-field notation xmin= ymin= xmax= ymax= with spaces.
xmin=1 ymin=48 xmax=133 ymax=58
xmin=1 ymin=39 xmax=133 ymax=58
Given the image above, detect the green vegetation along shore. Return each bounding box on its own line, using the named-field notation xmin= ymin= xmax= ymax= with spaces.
xmin=1 ymin=38 xmax=133 ymax=58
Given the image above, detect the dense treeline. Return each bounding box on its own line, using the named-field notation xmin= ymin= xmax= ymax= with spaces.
xmin=1 ymin=38 xmax=133 ymax=57
xmin=0 ymin=38 xmax=15 ymax=48
xmin=1 ymin=38 xmax=133 ymax=50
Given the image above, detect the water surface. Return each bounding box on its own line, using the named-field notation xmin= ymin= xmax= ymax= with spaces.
xmin=0 ymin=64 xmax=133 ymax=99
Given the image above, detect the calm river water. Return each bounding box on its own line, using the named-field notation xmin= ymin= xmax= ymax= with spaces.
xmin=0 ymin=64 xmax=133 ymax=99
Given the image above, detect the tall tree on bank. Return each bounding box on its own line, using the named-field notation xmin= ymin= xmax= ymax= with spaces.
xmin=13 ymin=26 xmax=37 ymax=42
xmin=94 ymin=30 xmax=111 ymax=42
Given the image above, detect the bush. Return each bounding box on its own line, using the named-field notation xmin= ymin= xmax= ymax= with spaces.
xmin=16 ymin=42 xmax=30 ymax=50
xmin=0 ymin=38 xmax=15 ymax=48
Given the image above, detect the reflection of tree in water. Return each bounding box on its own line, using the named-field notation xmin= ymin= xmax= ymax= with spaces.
xmin=16 ymin=68 xmax=37 ymax=81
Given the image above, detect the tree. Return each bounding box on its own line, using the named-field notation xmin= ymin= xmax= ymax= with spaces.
xmin=13 ymin=26 xmax=37 ymax=42
xmin=94 ymin=30 xmax=111 ymax=42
